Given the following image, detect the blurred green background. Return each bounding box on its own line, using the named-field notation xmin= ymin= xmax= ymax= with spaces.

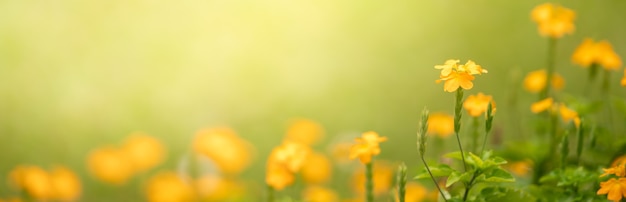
xmin=1 ymin=0 xmax=625 ymax=201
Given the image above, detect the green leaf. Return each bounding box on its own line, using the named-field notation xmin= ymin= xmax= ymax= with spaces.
xmin=469 ymin=152 xmax=484 ymax=168
xmin=446 ymin=170 xmax=470 ymax=187
xmin=445 ymin=151 xmax=477 ymax=166
xmin=414 ymin=164 xmax=454 ymax=179
xmin=482 ymin=168 xmax=515 ymax=183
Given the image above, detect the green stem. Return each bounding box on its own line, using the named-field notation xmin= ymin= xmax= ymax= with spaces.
xmin=472 ymin=117 xmax=480 ymax=153
xmin=463 ymin=171 xmax=480 ymax=201
xmin=267 ymin=185 xmax=274 ymax=202
xmin=540 ymin=38 xmax=557 ymax=100
xmin=366 ymin=162 xmax=374 ymax=202
xmin=454 ymin=89 xmax=468 ymax=171
xmin=420 ymin=155 xmax=448 ymax=202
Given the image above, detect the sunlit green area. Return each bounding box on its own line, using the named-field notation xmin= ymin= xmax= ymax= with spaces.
xmin=1 ymin=0 xmax=625 ymax=201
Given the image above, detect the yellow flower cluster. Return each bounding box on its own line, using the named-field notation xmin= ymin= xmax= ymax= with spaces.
xmin=435 ymin=60 xmax=488 ymax=92
xmin=349 ymin=131 xmax=387 ymax=164
xmin=266 ymin=141 xmax=311 ymax=190
xmin=598 ymin=159 xmax=626 ymax=202
xmin=8 ymin=165 xmax=81 ymax=201
xmin=531 ymin=3 xmax=575 ymax=38
xmin=530 ymin=98 xmax=580 ymax=127
xmin=463 ymin=93 xmax=496 ymax=117
xmin=523 ymin=69 xmax=565 ymax=93
xmin=145 ymin=172 xmax=195 ymax=202
xmin=426 ymin=112 xmax=454 ymax=138
xmin=193 ymin=127 xmax=254 ymax=175
xmin=572 ymin=38 xmax=622 ymax=70
xmin=87 ymin=133 xmax=165 ymax=185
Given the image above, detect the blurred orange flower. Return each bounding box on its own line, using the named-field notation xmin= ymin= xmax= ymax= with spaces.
xmin=265 ymin=162 xmax=295 ymax=191
xmin=530 ymin=98 xmax=555 ymax=114
xmin=195 ymin=174 xmax=246 ymax=201
xmin=122 ymin=133 xmax=166 ymax=173
xmin=523 ymin=69 xmax=565 ymax=93
xmin=463 ymin=93 xmax=496 ymax=117
xmin=9 ymin=165 xmax=81 ymax=201
xmin=531 ymin=3 xmax=575 ymax=38
xmin=396 ymin=182 xmax=428 ymax=202
xmin=601 ymin=164 xmax=626 ymax=178
xmin=87 ymin=146 xmax=134 ymax=185
xmin=193 ymin=127 xmax=254 ymax=175
xmin=559 ymin=104 xmax=580 ymax=127
xmin=302 ymin=186 xmax=340 ymax=202
xmin=145 ymin=171 xmax=195 ymax=202
xmin=285 ymin=119 xmax=324 ymax=146
xmin=427 ymin=112 xmax=454 ymax=138
xmin=349 ymin=131 xmax=387 ymax=164
xmin=572 ymin=38 xmax=622 ymax=70
xmin=506 ymin=160 xmax=533 ymax=177
xmin=301 ymin=152 xmax=332 ymax=185
xmin=265 ymin=141 xmax=310 ymax=190
xmin=351 ymin=161 xmax=394 ymax=196
xmin=597 ymin=178 xmax=626 ymax=202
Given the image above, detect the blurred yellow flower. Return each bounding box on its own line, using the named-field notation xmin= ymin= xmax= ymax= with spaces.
xmin=396 ymin=182 xmax=428 ymax=202
xmin=463 ymin=93 xmax=496 ymax=117
xmin=598 ymin=178 xmax=626 ymax=202
xmin=193 ymin=127 xmax=254 ymax=175
xmin=301 ymin=152 xmax=332 ymax=185
xmin=601 ymin=164 xmax=626 ymax=178
xmin=506 ymin=160 xmax=533 ymax=177
xmin=285 ymin=119 xmax=324 ymax=146
xmin=530 ymin=98 xmax=554 ymax=114
xmin=49 ymin=166 xmax=82 ymax=201
xmin=349 ymin=131 xmax=387 ymax=164
xmin=523 ymin=69 xmax=565 ymax=93
xmin=145 ymin=171 xmax=195 ymax=202
xmin=265 ymin=162 xmax=295 ymax=191
xmin=302 ymin=186 xmax=340 ymax=202
xmin=621 ymin=69 xmax=626 ymax=87
xmin=10 ymin=166 xmax=52 ymax=200
xmin=122 ymin=133 xmax=166 ymax=173
xmin=330 ymin=142 xmax=354 ymax=166
xmin=195 ymin=174 xmax=246 ymax=201
xmin=351 ymin=161 xmax=394 ymax=196
xmin=427 ymin=112 xmax=454 ymax=138
xmin=612 ymin=155 xmax=626 ymax=167
xmin=435 ymin=60 xmax=487 ymax=92
xmin=87 ymin=146 xmax=134 ymax=185
xmin=572 ymin=38 xmax=622 ymax=70
xmin=559 ymin=104 xmax=580 ymax=127
xmin=531 ymin=3 xmax=575 ymax=38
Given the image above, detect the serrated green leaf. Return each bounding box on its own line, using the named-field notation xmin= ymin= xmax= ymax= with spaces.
xmin=414 ymin=164 xmax=454 ymax=179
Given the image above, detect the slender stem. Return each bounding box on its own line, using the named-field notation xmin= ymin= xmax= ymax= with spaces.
xmin=420 ymin=156 xmax=448 ymax=202
xmin=454 ymin=89 xmax=468 ymax=171
xmin=366 ymin=162 xmax=374 ymax=202
xmin=540 ymin=37 xmax=557 ymax=100
xmin=463 ymin=171 xmax=479 ymax=201
xmin=472 ymin=117 xmax=480 ymax=153
xmin=266 ymin=185 xmax=274 ymax=202
xmin=480 ymin=126 xmax=491 ymax=156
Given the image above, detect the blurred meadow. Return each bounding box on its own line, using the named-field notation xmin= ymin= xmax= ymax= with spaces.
xmin=1 ymin=0 xmax=626 ymax=201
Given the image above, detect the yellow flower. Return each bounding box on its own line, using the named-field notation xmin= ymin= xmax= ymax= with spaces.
xmin=351 ymin=161 xmax=394 ymax=196
xmin=122 ymin=133 xmax=166 ymax=173
xmin=463 ymin=93 xmax=496 ymax=117
xmin=522 ymin=69 xmax=565 ymax=93
xmin=505 ymin=160 xmax=533 ymax=177
xmin=265 ymin=162 xmax=295 ymax=191
xmin=301 ymin=152 xmax=332 ymax=185
xmin=145 ymin=172 xmax=195 ymax=202
xmin=612 ymin=155 xmax=626 ymax=167
xmin=621 ymin=69 xmax=626 ymax=87
xmin=572 ymin=38 xmax=622 ymax=70
xmin=86 ymin=146 xmax=134 ymax=185
xmin=601 ymin=164 xmax=626 ymax=178
xmin=559 ymin=104 xmax=580 ymax=127
xmin=9 ymin=166 xmax=52 ymax=200
xmin=427 ymin=112 xmax=454 ymax=138
xmin=530 ymin=98 xmax=555 ymax=114
xmin=531 ymin=3 xmax=575 ymax=38
xmin=49 ymin=166 xmax=81 ymax=201
xmin=195 ymin=174 xmax=246 ymax=200
xmin=193 ymin=127 xmax=254 ymax=175
xmin=396 ymin=182 xmax=428 ymax=202
xmin=349 ymin=131 xmax=387 ymax=164
xmin=302 ymin=186 xmax=340 ymax=202
xmin=285 ymin=119 xmax=325 ymax=146
xmin=435 ymin=60 xmax=487 ymax=92
xmin=597 ymin=178 xmax=626 ymax=202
